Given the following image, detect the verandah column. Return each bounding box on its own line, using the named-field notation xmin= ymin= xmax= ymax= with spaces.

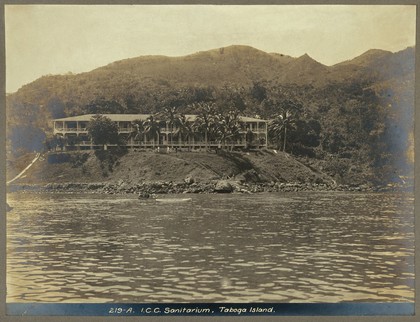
xmin=77 ymin=132 xmax=81 ymax=150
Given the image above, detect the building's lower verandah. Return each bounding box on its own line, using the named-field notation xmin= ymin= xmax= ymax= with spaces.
xmin=53 ymin=114 xmax=269 ymax=150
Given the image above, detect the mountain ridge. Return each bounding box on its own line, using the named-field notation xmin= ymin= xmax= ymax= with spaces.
xmin=8 ymin=44 xmax=414 ymax=130
xmin=12 ymin=44 xmax=413 ymax=95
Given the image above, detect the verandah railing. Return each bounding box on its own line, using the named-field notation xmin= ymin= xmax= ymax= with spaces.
xmin=75 ymin=140 xmax=265 ymax=148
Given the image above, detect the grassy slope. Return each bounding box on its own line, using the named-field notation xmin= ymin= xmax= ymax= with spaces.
xmin=6 ymin=152 xmax=38 ymax=182
xmin=10 ymin=150 xmax=334 ymax=185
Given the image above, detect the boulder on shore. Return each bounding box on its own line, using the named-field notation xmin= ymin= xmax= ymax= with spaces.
xmin=214 ymin=180 xmax=233 ymax=193
xmin=184 ymin=176 xmax=195 ymax=184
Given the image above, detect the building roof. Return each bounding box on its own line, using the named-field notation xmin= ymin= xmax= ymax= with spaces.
xmin=53 ymin=114 xmax=268 ymax=123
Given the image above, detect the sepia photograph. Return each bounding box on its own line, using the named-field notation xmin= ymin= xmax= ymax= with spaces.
xmin=3 ymin=2 xmax=416 ymax=318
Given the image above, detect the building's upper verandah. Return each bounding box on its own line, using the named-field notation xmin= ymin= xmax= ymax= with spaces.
xmin=53 ymin=114 xmax=269 ymax=133
xmin=53 ymin=114 xmax=269 ymax=123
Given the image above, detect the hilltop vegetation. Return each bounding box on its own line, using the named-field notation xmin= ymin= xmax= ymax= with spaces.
xmin=6 ymin=45 xmax=415 ymax=185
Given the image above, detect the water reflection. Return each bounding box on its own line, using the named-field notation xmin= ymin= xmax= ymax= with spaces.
xmin=7 ymin=192 xmax=414 ymax=303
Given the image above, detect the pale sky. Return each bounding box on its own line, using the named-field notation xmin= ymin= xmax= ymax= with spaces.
xmin=5 ymin=5 xmax=416 ymax=93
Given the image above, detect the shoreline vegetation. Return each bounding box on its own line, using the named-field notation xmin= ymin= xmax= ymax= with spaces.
xmin=7 ymin=180 xmax=413 ymax=195
xmin=7 ymin=150 xmax=413 ymax=195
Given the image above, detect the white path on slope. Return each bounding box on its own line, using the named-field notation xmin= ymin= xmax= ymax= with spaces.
xmin=7 ymin=153 xmax=40 ymax=184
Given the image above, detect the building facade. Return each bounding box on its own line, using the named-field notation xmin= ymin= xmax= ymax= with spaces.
xmin=53 ymin=114 xmax=268 ymax=150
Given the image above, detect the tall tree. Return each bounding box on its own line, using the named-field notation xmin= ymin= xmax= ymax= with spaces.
xmin=158 ymin=106 xmax=179 ymax=147
xmin=193 ymin=102 xmax=218 ymax=149
xmin=175 ymin=114 xmax=195 ymax=150
xmin=127 ymin=119 xmax=145 ymax=145
xmin=87 ymin=114 xmax=119 ymax=150
xmin=216 ymin=110 xmax=242 ymax=150
xmin=269 ymin=109 xmax=297 ymax=152
xmin=144 ymin=115 xmax=161 ymax=148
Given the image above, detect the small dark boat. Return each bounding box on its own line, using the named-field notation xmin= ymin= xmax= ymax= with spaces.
xmin=138 ymin=192 xmax=157 ymax=199
xmin=6 ymin=203 xmax=13 ymax=212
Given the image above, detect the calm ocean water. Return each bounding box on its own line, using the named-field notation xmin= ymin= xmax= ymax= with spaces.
xmin=6 ymin=191 xmax=414 ymax=303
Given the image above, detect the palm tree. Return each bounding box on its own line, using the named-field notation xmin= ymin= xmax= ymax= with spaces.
xmin=144 ymin=115 xmax=160 ymax=148
xmin=193 ymin=102 xmax=218 ymax=149
xmin=158 ymin=106 xmax=178 ymax=147
xmin=217 ymin=110 xmax=242 ymax=151
xmin=228 ymin=111 xmax=243 ymax=147
xmin=269 ymin=109 xmax=296 ymax=152
xmin=127 ymin=119 xmax=145 ymax=146
xmin=175 ymin=114 xmax=195 ymax=150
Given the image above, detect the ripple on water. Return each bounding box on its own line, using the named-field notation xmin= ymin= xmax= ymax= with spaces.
xmin=6 ymin=191 xmax=414 ymax=303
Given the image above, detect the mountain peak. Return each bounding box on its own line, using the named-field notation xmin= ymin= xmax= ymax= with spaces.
xmin=334 ymin=48 xmax=392 ymax=67
xmin=361 ymin=48 xmax=392 ymax=56
xmin=299 ymin=53 xmax=311 ymax=59
xmin=221 ymin=44 xmax=263 ymax=52
xmin=356 ymin=49 xmax=392 ymax=61
xmin=190 ymin=45 xmax=273 ymax=59
xmin=294 ymin=53 xmax=324 ymax=67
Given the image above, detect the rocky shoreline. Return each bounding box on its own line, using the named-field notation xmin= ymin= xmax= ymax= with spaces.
xmin=7 ymin=179 xmax=413 ymax=195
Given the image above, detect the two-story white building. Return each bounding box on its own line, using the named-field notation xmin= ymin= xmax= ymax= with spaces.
xmin=52 ymin=114 xmax=268 ymax=150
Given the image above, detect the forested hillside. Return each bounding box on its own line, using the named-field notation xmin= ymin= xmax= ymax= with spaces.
xmin=6 ymin=45 xmax=415 ymax=184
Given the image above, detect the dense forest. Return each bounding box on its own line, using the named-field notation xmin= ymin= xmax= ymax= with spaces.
xmin=6 ymin=45 xmax=415 ymax=185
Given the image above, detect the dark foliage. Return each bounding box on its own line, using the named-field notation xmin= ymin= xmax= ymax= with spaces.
xmin=8 ymin=125 xmax=46 ymax=156
xmin=94 ymin=147 xmax=128 ymax=175
xmin=87 ymin=114 xmax=120 ymax=147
